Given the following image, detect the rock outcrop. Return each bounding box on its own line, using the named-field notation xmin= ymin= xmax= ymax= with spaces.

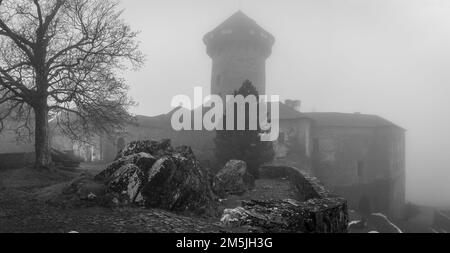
xmin=212 ymin=160 xmax=255 ymax=198
xmin=96 ymin=139 xmax=218 ymax=217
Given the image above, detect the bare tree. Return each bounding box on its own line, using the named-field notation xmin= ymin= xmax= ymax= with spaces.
xmin=0 ymin=0 xmax=144 ymax=169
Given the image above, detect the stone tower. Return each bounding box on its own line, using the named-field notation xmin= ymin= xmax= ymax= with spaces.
xmin=204 ymin=11 xmax=275 ymax=97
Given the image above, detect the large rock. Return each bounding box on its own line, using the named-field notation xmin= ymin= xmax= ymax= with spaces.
xmin=142 ymin=146 xmax=218 ymax=216
xmin=95 ymin=140 xmax=218 ymax=217
xmin=213 ymin=160 xmax=255 ymax=198
xmin=95 ymin=152 xmax=156 ymax=182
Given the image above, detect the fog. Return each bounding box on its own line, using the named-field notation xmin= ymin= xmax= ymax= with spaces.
xmin=119 ymin=0 xmax=450 ymax=207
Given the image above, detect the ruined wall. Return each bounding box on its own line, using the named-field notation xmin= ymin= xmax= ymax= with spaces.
xmin=310 ymin=126 xmax=405 ymax=219
xmin=256 ymin=165 xmax=349 ymax=233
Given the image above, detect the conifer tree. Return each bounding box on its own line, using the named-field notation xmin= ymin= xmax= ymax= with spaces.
xmin=214 ymin=80 xmax=274 ymax=178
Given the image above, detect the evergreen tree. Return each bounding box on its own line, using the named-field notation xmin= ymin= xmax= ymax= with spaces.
xmin=214 ymin=80 xmax=274 ymax=178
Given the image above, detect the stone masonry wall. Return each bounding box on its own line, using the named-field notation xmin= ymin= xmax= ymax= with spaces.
xmin=224 ymin=165 xmax=349 ymax=233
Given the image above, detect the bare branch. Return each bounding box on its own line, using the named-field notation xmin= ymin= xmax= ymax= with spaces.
xmin=0 ymin=0 xmax=143 ymax=167
xmin=32 ymin=0 xmax=43 ymax=27
xmin=0 ymin=19 xmax=34 ymax=59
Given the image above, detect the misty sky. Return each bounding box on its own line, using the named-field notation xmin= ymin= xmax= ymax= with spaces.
xmin=119 ymin=0 xmax=450 ymax=207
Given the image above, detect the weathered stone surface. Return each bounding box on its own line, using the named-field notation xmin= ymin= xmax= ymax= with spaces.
xmin=221 ymin=198 xmax=348 ymax=233
xmin=95 ymin=152 xmax=156 ymax=182
xmin=213 ymin=160 xmax=255 ymax=197
xmin=142 ymin=147 xmax=218 ymax=217
xmin=107 ymin=164 xmax=146 ymax=205
xmin=220 ymin=165 xmax=349 ymax=233
xmin=95 ymin=140 xmax=218 ymax=217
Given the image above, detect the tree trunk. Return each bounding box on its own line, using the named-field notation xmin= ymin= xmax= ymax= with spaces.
xmin=34 ymin=104 xmax=52 ymax=169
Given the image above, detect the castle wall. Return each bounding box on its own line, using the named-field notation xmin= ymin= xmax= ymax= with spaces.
xmin=310 ymin=126 xmax=405 ymax=219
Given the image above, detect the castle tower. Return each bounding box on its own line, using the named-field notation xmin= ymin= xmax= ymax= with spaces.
xmin=204 ymin=11 xmax=275 ymax=97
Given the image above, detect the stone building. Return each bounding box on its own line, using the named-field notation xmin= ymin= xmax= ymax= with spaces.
xmin=306 ymin=112 xmax=406 ymax=219
xmin=200 ymin=11 xmax=406 ymax=219
xmin=0 ymin=11 xmax=406 ymax=219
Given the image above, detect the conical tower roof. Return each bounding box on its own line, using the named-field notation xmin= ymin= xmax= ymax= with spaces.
xmin=204 ymin=11 xmax=275 ymax=44
xmin=209 ymin=11 xmax=273 ymax=37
